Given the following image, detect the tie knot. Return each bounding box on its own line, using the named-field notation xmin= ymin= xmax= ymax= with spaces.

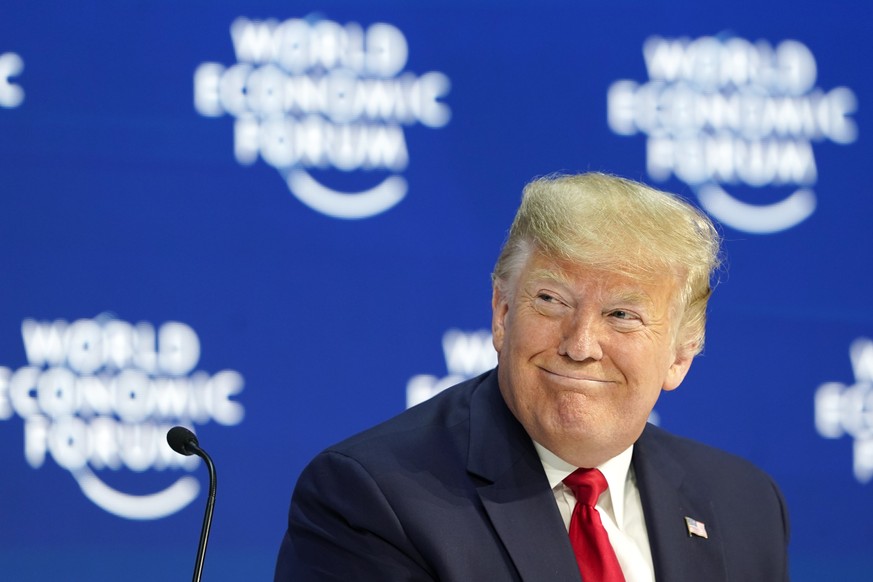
xmin=563 ymin=468 xmax=607 ymax=506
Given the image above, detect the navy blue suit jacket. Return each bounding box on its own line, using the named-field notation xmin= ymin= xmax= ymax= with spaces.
xmin=276 ymin=370 xmax=789 ymax=581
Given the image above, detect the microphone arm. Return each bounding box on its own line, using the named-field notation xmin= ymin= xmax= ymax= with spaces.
xmin=167 ymin=426 xmax=217 ymax=582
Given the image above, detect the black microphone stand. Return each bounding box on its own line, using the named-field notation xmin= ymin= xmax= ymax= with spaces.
xmin=167 ymin=427 xmax=217 ymax=582
xmin=187 ymin=440 xmax=217 ymax=582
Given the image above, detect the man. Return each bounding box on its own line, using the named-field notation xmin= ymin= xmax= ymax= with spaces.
xmin=275 ymin=173 xmax=790 ymax=581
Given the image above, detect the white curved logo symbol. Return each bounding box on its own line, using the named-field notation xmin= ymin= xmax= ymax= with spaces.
xmin=285 ymin=169 xmax=407 ymax=220
xmin=0 ymin=317 xmax=244 ymax=520
xmin=608 ymin=36 xmax=858 ymax=234
xmin=194 ymin=16 xmax=451 ymax=219
xmin=74 ymin=465 xmax=200 ymax=520
xmin=695 ymin=184 xmax=816 ymax=234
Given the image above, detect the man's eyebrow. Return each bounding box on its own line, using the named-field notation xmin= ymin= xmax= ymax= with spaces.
xmin=526 ymin=266 xmax=658 ymax=306
xmin=528 ymin=269 xmax=656 ymax=307
xmin=527 ymin=268 xmax=571 ymax=286
xmin=609 ymin=290 xmax=654 ymax=308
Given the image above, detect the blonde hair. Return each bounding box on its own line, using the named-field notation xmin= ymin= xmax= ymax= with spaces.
xmin=492 ymin=172 xmax=721 ymax=356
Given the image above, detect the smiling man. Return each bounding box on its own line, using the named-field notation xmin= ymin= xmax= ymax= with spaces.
xmin=276 ymin=173 xmax=790 ymax=581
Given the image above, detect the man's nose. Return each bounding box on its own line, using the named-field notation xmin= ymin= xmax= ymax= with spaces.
xmin=558 ymin=313 xmax=604 ymax=361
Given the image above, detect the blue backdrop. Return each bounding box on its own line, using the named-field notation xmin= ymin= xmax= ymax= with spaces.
xmin=1 ymin=1 xmax=870 ymax=580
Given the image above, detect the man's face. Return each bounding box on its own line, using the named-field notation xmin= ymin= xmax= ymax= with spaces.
xmin=492 ymin=251 xmax=694 ymax=468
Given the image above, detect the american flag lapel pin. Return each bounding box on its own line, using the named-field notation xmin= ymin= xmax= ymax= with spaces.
xmin=685 ymin=516 xmax=708 ymax=539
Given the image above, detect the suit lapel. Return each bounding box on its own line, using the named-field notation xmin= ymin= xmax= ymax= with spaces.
xmin=467 ymin=372 xmax=582 ymax=582
xmin=463 ymin=376 xmax=729 ymax=581
xmin=634 ymin=425 xmax=727 ymax=582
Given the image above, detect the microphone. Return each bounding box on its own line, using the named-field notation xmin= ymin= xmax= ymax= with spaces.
xmin=167 ymin=426 xmax=217 ymax=582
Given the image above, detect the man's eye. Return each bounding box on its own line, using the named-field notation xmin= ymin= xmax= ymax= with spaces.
xmin=608 ymin=310 xmax=644 ymax=330
xmin=609 ymin=310 xmax=643 ymax=324
xmin=531 ymin=292 xmax=568 ymax=316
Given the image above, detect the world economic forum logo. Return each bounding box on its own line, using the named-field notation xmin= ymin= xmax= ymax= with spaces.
xmin=0 ymin=51 xmax=24 ymax=108
xmin=406 ymin=328 xmax=497 ymax=408
xmin=815 ymin=337 xmax=873 ymax=483
xmin=194 ymin=15 xmax=451 ymax=219
xmin=607 ymin=35 xmax=858 ymax=234
xmin=0 ymin=316 xmax=244 ymax=520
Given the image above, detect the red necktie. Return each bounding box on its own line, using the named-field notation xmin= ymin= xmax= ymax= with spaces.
xmin=563 ymin=468 xmax=626 ymax=582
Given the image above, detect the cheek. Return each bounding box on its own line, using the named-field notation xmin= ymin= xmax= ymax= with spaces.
xmin=618 ymin=351 xmax=674 ymax=400
xmin=614 ymin=338 xmax=670 ymax=374
xmin=513 ymin=313 xmax=561 ymax=349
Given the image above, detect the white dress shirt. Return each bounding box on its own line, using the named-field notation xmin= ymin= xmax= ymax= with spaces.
xmin=533 ymin=441 xmax=655 ymax=582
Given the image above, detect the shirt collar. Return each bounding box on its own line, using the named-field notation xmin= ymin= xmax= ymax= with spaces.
xmin=533 ymin=441 xmax=634 ymax=528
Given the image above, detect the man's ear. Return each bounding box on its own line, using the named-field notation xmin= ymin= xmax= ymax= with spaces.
xmin=663 ymin=345 xmax=695 ymax=391
xmin=491 ymin=285 xmax=509 ymax=353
